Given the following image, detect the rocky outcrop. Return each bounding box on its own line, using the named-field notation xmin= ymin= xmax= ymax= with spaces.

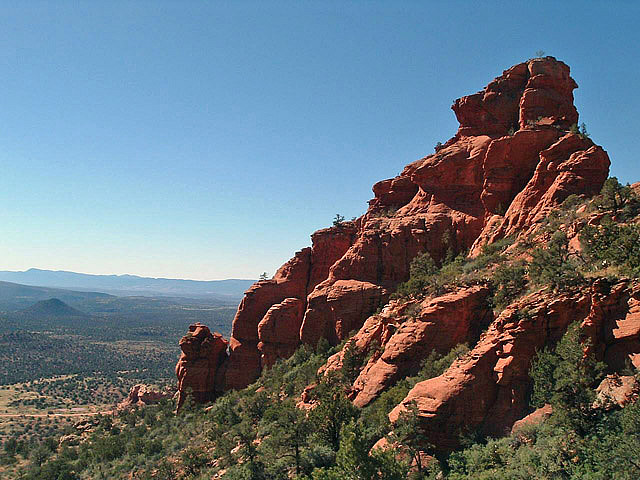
xmin=350 ymin=286 xmax=492 ymax=407
xmin=594 ymin=374 xmax=639 ymax=409
xmin=452 ymin=58 xmax=577 ymax=138
xmin=258 ymin=297 xmax=306 ymax=368
xmin=300 ymin=280 xmax=388 ymax=346
xmin=510 ymin=404 xmax=553 ymax=434
xmin=175 ymin=323 xmax=228 ymax=409
xmin=582 ymin=279 xmax=640 ymax=370
xmin=387 ymin=280 xmax=640 ymax=451
xmin=471 ymin=134 xmax=610 ymax=253
xmin=221 ymin=56 xmax=610 ymax=391
xmin=117 ymin=384 xmax=172 ymax=410
xmin=224 ymin=223 xmax=358 ymax=389
xmin=388 ymin=288 xmax=591 ymax=450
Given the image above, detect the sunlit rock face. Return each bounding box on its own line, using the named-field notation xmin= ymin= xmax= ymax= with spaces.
xmin=388 ymin=279 xmax=639 ymax=451
xmin=219 ymin=56 xmax=610 ymax=394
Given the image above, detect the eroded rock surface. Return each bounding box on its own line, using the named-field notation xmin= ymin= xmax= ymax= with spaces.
xmin=176 ymin=323 xmax=228 ymax=409
xmin=221 ymin=56 xmax=609 ymax=392
xmin=117 ymin=384 xmax=171 ymax=410
xmin=350 ymin=286 xmax=493 ymax=408
xmin=388 ymin=280 xmax=640 ymax=451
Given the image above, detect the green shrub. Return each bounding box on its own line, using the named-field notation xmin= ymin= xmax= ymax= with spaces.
xmin=395 ymin=252 xmax=439 ymax=297
xmin=530 ymin=323 xmax=606 ymax=433
xmin=341 ymin=340 xmax=366 ymax=384
xmin=529 ymin=231 xmax=583 ymax=291
xmin=579 ymin=122 xmax=590 ymax=139
xmin=593 ymin=177 xmax=640 ymax=219
xmin=492 ymin=261 xmax=528 ymax=309
xmin=580 ymin=218 xmax=640 ymax=276
xmin=181 ymin=446 xmax=209 ymax=476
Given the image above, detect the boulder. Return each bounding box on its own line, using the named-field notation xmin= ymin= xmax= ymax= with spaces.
xmin=594 ymin=374 xmax=639 ymax=410
xmin=511 ymin=404 xmax=553 ymax=434
xmin=117 ymin=384 xmax=171 ymax=410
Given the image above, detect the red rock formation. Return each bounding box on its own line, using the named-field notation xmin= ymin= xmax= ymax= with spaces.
xmin=510 ymin=404 xmax=553 ymax=434
xmin=351 ymin=286 xmax=492 ymax=407
xmin=388 ymin=288 xmax=591 ymax=450
xmin=594 ymin=374 xmax=639 ymax=409
xmin=225 ymin=223 xmax=358 ymax=389
xmin=388 ymin=281 xmax=640 ymax=451
xmin=176 ymin=323 xmax=228 ymax=409
xmin=319 ymin=299 xmax=414 ymax=378
xmin=471 ymin=134 xmax=610 ymax=254
xmin=257 ymin=297 xmax=305 ymax=368
xmin=300 ymin=280 xmax=388 ymax=346
xmin=581 ymin=279 xmax=640 ymax=370
xmin=117 ymin=384 xmax=171 ymax=410
xmin=222 ymin=56 xmax=610 ymax=392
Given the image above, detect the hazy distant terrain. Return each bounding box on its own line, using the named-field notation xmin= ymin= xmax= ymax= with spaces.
xmin=0 ymin=280 xmax=112 ymax=311
xmin=0 ymin=280 xmax=237 ymax=339
xmin=0 ymin=279 xmax=238 ymax=443
xmin=0 ymin=268 xmax=255 ymax=300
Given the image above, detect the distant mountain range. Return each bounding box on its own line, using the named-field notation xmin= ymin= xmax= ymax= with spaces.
xmin=0 ymin=268 xmax=255 ymax=300
xmin=0 ymin=280 xmax=112 ymax=311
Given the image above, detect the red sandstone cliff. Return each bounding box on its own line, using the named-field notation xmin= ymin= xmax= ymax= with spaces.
xmin=218 ymin=56 xmax=609 ymax=392
xmin=176 ymin=57 xmax=614 ymax=416
xmin=388 ymin=279 xmax=640 ymax=450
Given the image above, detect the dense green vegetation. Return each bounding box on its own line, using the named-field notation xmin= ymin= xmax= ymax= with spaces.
xmin=0 ymin=340 xmax=469 ymax=479
xmin=0 ymin=331 xmax=175 ymax=386
xmin=0 ymin=292 xmax=236 ymax=384
xmin=5 ymin=324 xmax=637 ymax=480
xmin=393 ymin=235 xmax=528 ymax=310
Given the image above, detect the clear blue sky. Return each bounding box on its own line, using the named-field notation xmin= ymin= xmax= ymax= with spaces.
xmin=1 ymin=1 xmax=638 ymax=280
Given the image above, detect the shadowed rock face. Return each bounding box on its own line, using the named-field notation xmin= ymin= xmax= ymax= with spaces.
xmin=212 ymin=57 xmax=610 ymax=393
xmin=175 ymin=323 xmax=228 ymax=410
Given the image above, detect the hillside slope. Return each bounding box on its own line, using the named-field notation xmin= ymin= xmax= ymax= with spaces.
xmin=21 ymin=298 xmax=88 ymax=317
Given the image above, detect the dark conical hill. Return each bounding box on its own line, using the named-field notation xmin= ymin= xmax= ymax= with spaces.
xmin=21 ymin=298 xmax=88 ymax=317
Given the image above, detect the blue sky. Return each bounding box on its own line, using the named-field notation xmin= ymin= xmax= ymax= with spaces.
xmin=1 ymin=1 xmax=638 ymax=280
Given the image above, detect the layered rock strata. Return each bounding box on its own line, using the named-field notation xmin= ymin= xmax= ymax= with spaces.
xmin=218 ymin=56 xmax=610 ymax=391
xmin=316 ymin=286 xmax=493 ymax=408
xmin=388 ymin=280 xmax=640 ymax=450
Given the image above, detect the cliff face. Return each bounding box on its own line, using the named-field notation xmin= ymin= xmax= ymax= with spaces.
xmin=218 ymin=56 xmax=609 ymax=391
xmin=176 ymin=57 xmax=612 ymax=409
xmin=388 ymin=279 xmax=640 ymax=450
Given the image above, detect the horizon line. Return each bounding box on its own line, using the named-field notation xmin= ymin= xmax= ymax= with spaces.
xmin=0 ymin=267 xmax=257 ymax=283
